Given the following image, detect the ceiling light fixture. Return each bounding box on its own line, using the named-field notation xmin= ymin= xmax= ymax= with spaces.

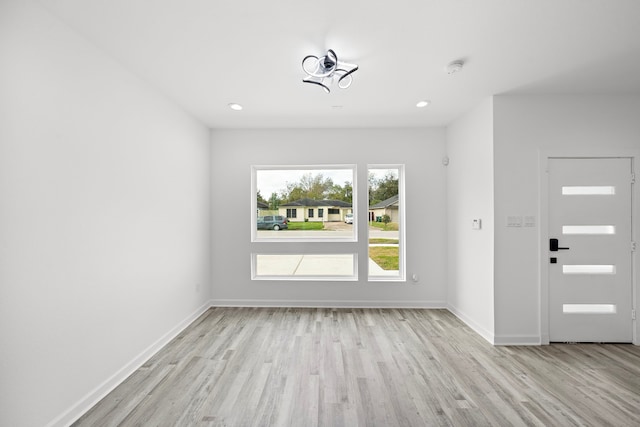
xmin=228 ymin=103 xmax=243 ymax=111
xmin=302 ymin=49 xmax=358 ymax=93
xmin=416 ymin=100 xmax=430 ymax=108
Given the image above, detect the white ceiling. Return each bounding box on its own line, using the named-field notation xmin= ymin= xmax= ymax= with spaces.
xmin=37 ymin=0 xmax=640 ymax=129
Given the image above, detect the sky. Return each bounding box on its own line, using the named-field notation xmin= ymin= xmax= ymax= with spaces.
xmin=257 ymin=168 xmax=352 ymax=198
xmin=256 ymin=167 xmax=396 ymax=198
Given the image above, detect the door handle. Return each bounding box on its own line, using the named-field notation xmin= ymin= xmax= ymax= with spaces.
xmin=549 ymin=238 xmax=570 ymax=252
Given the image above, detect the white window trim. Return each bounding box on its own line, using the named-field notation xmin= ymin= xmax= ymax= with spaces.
xmin=251 ymin=164 xmax=407 ymax=282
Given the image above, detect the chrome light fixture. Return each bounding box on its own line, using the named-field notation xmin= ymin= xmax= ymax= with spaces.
xmin=302 ymin=49 xmax=358 ymax=93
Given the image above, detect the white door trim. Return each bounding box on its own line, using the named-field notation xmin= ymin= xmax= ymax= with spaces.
xmin=539 ymin=149 xmax=640 ymax=345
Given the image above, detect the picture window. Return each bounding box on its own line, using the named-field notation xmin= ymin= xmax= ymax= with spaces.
xmin=251 ymin=164 xmax=405 ymax=282
xmin=252 ymin=165 xmax=357 ymax=280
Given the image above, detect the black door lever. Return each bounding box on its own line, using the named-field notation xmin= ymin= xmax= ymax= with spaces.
xmin=549 ymin=238 xmax=570 ymax=252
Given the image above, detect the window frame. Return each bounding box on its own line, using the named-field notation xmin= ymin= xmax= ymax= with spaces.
xmin=251 ymin=164 xmax=358 ymax=281
xmin=250 ymin=164 xmax=406 ymax=282
xmin=251 ymin=164 xmax=357 ymax=243
xmin=367 ymin=164 xmax=406 ymax=282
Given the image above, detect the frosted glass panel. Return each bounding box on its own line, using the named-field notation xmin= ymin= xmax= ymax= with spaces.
xmin=563 ymin=304 xmax=616 ymax=314
xmin=562 ymin=225 xmax=615 ymax=235
xmin=562 ymin=186 xmax=615 ymax=195
xmin=563 ymin=265 xmax=616 ymax=274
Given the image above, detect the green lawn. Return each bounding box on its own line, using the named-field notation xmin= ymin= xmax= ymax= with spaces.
xmin=369 ymin=246 xmax=399 ymax=270
xmin=369 ymin=238 xmax=399 ymax=244
xmin=286 ymin=221 xmax=324 ymax=230
xmin=369 ymin=221 xmax=399 ymax=231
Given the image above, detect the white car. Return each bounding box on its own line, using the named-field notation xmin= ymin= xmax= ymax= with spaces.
xmin=344 ymin=213 xmax=354 ymax=224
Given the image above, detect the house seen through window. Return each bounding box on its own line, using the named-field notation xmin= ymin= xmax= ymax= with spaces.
xmin=253 ymin=166 xmax=355 ymax=242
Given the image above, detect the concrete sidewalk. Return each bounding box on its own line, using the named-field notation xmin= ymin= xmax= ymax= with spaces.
xmin=255 ymin=254 xmax=398 ymax=277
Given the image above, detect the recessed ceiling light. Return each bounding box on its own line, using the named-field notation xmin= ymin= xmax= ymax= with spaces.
xmin=228 ymin=103 xmax=243 ymax=111
xmin=416 ymin=100 xmax=430 ymax=108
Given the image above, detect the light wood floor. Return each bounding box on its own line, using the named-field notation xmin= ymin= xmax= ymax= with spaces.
xmin=74 ymin=308 xmax=640 ymax=426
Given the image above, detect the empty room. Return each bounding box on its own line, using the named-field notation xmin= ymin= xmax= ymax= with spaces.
xmin=2 ymin=1 xmax=640 ymax=426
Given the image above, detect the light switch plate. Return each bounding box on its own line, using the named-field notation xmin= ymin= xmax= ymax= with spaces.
xmin=507 ymin=216 xmax=523 ymax=227
xmin=524 ymin=216 xmax=536 ymax=227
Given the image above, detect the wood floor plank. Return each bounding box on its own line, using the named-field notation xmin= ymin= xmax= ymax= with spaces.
xmin=73 ymin=308 xmax=640 ymax=427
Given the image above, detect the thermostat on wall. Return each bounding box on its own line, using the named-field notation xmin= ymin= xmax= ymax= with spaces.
xmin=472 ymin=219 xmax=482 ymax=230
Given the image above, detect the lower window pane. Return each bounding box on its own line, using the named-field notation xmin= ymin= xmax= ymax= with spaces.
xmin=253 ymin=254 xmax=357 ymax=280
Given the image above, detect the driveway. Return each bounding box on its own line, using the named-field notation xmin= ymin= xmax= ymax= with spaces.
xmin=322 ymin=221 xmax=398 ymax=237
xmin=321 ymin=221 xmax=353 ymax=231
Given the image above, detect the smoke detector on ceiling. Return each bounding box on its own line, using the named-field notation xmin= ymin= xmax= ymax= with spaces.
xmin=446 ymin=60 xmax=464 ymax=74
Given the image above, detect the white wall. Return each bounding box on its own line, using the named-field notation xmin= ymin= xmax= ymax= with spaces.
xmin=446 ymin=98 xmax=495 ymax=342
xmin=210 ymin=129 xmax=447 ymax=306
xmin=0 ymin=2 xmax=211 ymax=426
xmin=493 ymin=95 xmax=640 ymax=344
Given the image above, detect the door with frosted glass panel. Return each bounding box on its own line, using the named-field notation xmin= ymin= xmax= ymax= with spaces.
xmin=548 ymin=158 xmax=633 ymax=342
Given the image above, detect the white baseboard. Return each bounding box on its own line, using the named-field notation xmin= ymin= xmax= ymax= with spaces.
xmin=446 ymin=305 xmax=542 ymax=345
xmin=47 ymin=300 xmax=212 ymax=427
xmin=210 ymin=299 xmax=447 ymax=309
xmin=446 ymin=304 xmax=495 ymax=345
xmin=541 ymin=333 xmax=550 ymax=345
xmin=493 ymin=335 xmax=542 ymax=346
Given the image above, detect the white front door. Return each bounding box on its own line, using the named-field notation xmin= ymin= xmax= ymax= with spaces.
xmin=548 ymin=158 xmax=633 ymax=342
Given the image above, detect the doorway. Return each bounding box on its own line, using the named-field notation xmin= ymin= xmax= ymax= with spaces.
xmin=548 ymin=157 xmax=634 ymax=342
